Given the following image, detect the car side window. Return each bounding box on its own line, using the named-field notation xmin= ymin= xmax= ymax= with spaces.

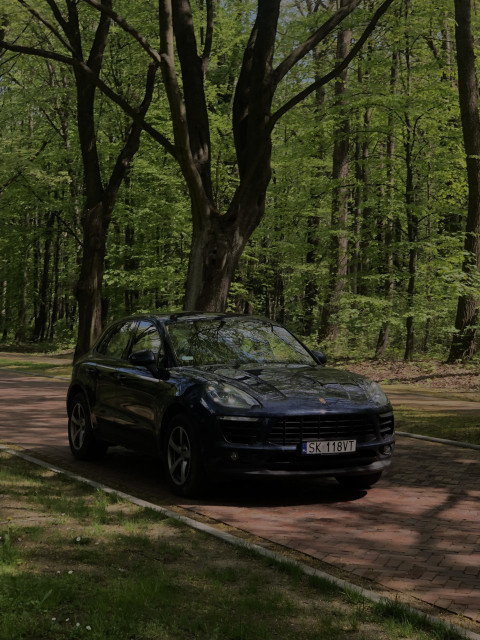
xmin=100 ymin=321 xmax=135 ymax=359
xmin=132 ymin=321 xmax=163 ymax=357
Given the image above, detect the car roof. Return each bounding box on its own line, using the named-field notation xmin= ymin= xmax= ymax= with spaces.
xmin=103 ymin=311 xmax=274 ymax=327
xmin=162 ymin=312 xmax=272 ymax=324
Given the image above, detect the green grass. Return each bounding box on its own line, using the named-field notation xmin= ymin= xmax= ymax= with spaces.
xmin=0 ymin=357 xmax=71 ymax=378
xmin=395 ymin=408 xmax=480 ymax=445
xmin=0 ymin=452 xmax=467 ymax=640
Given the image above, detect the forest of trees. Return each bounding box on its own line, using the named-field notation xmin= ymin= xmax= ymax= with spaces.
xmin=1 ymin=0 xmax=479 ymax=363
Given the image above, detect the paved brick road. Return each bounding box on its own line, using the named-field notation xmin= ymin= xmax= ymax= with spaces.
xmin=1 ymin=370 xmax=479 ymax=633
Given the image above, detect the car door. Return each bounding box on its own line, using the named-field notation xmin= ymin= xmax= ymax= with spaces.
xmin=90 ymin=319 xmax=137 ymax=446
xmin=112 ymin=320 xmax=173 ymax=452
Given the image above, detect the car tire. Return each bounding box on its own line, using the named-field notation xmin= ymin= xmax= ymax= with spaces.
xmin=164 ymin=414 xmax=206 ymax=498
xmin=336 ymin=471 xmax=383 ymax=490
xmin=68 ymin=394 xmax=108 ymax=460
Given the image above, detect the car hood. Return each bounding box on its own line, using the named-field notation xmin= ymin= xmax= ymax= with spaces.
xmin=185 ymin=363 xmax=385 ymax=408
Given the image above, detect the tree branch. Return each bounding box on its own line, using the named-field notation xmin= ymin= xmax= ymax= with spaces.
xmin=201 ymin=0 xmax=214 ymax=74
xmin=43 ymin=0 xmax=70 ymax=44
xmin=270 ymin=0 xmax=395 ymax=131
xmin=273 ymin=0 xmax=362 ymax=86
xmin=17 ymin=0 xmax=76 ymax=55
xmin=0 ymin=139 xmax=50 ymax=196
xmin=0 ymin=39 xmax=176 ymax=157
xmin=0 ymin=39 xmax=72 ymax=64
xmin=107 ymin=62 xmax=158 ymax=197
xmin=158 ymin=0 xmax=209 ymax=221
xmin=86 ymin=0 xmax=113 ymax=75
xmin=80 ymin=0 xmax=162 ymax=65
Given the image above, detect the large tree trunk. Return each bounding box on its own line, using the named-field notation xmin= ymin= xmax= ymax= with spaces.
xmin=183 ymin=211 xmax=241 ymax=312
xmin=183 ymin=178 xmax=271 ymax=311
xmin=169 ymin=0 xmax=277 ymax=312
xmin=72 ymin=57 xmax=156 ymax=359
xmin=448 ymin=0 xmax=480 ymax=362
xmin=74 ymin=202 xmax=109 ymax=358
xmin=157 ymin=0 xmax=393 ymax=314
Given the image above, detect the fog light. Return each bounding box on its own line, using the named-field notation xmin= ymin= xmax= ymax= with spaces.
xmin=382 ymin=445 xmax=393 ymax=456
xmin=231 ymin=452 xmax=239 ymax=462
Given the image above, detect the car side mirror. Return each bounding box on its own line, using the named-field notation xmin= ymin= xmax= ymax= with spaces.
xmin=312 ymin=350 xmax=327 ymax=366
xmin=129 ymin=349 xmax=156 ymax=367
xmin=129 ymin=349 xmax=170 ymax=380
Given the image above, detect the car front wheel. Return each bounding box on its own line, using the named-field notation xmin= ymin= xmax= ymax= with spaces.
xmin=68 ymin=394 xmax=108 ymax=460
xmin=336 ymin=471 xmax=383 ymax=490
xmin=164 ymin=415 xmax=206 ymax=498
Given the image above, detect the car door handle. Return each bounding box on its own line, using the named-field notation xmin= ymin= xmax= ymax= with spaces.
xmin=112 ymin=372 xmax=128 ymax=384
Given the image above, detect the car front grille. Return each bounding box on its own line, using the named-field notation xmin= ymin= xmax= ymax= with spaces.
xmin=220 ymin=411 xmax=394 ymax=446
xmin=267 ymin=414 xmax=380 ymax=445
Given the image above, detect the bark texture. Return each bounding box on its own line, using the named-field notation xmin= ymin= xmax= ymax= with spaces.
xmin=448 ymin=0 xmax=480 ymax=362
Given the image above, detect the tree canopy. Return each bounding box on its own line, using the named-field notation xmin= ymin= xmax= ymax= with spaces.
xmin=0 ymin=0 xmax=479 ymax=362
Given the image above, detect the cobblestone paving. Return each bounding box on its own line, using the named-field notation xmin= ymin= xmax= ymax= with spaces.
xmin=186 ymin=441 xmax=480 ymax=623
xmin=1 ymin=370 xmax=479 ymax=631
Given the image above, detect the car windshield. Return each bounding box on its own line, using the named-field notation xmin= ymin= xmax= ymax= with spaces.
xmin=166 ymin=318 xmax=315 ymax=367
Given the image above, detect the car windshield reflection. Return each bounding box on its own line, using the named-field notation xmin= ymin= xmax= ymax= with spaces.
xmin=166 ymin=318 xmax=315 ymax=367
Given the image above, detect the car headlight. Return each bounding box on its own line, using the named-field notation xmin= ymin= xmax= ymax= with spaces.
xmin=365 ymin=380 xmax=389 ymax=407
xmin=205 ymin=382 xmax=260 ymax=409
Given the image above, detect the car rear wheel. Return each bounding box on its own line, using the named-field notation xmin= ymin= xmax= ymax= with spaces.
xmin=165 ymin=415 xmax=206 ymax=498
xmin=336 ymin=471 xmax=383 ymax=490
xmin=68 ymin=394 xmax=108 ymax=460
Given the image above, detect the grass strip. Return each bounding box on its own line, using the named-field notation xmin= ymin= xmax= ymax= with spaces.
xmin=0 ymin=357 xmax=71 ymax=378
xmin=0 ymin=451 xmax=468 ymax=640
xmin=395 ymin=409 xmax=480 ymax=446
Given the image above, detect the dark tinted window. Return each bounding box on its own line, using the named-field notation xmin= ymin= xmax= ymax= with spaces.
xmin=167 ymin=318 xmax=314 ymax=366
xmin=97 ymin=321 xmax=135 ymax=359
xmin=132 ymin=321 xmax=163 ymax=356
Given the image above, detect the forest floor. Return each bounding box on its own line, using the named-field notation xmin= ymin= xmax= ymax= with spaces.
xmin=339 ymin=359 xmax=480 ymax=396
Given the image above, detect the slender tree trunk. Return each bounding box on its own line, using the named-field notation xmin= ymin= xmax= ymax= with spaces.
xmin=448 ymin=0 xmax=480 ymax=362
xmin=403 ymin=113 xmax=418 ymax=361
xmin=375 ymin=49 xmax=399 ymax=358
xmin=319 ymin=4 xmax=352 ymax=342
xmin=401 ymin=0 xmax=419 ymax=362
xmin=303 ymin=29 xmax=326 ymax=335
xmin=352 ymin=97 xmax=371 ymax=296
xmin=15 ymin=210 xmax=30 ymax=343
xmin=34 ymin=209 xmax=56 ymax=341
xmin=49 ymin=227 xmax=61 ymax=341
xmin=0 ymin=280 xmax=6 ymax=339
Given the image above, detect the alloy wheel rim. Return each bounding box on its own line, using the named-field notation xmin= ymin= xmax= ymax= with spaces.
xmin=167 ymin=425 xmax=191 ymax=486
xmin=70 ymin=403 xmax=86 ymax=450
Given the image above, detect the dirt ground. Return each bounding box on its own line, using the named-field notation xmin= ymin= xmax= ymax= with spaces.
xmin=341 ymin=359 xmax=480 ymax=394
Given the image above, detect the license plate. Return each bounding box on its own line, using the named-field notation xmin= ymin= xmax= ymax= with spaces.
xmin=302 ymin=440 xmax=357 ymax=455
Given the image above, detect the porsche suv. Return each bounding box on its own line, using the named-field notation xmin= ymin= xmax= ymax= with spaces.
xmin=67 ymin=313 xmax=395 ymax=496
